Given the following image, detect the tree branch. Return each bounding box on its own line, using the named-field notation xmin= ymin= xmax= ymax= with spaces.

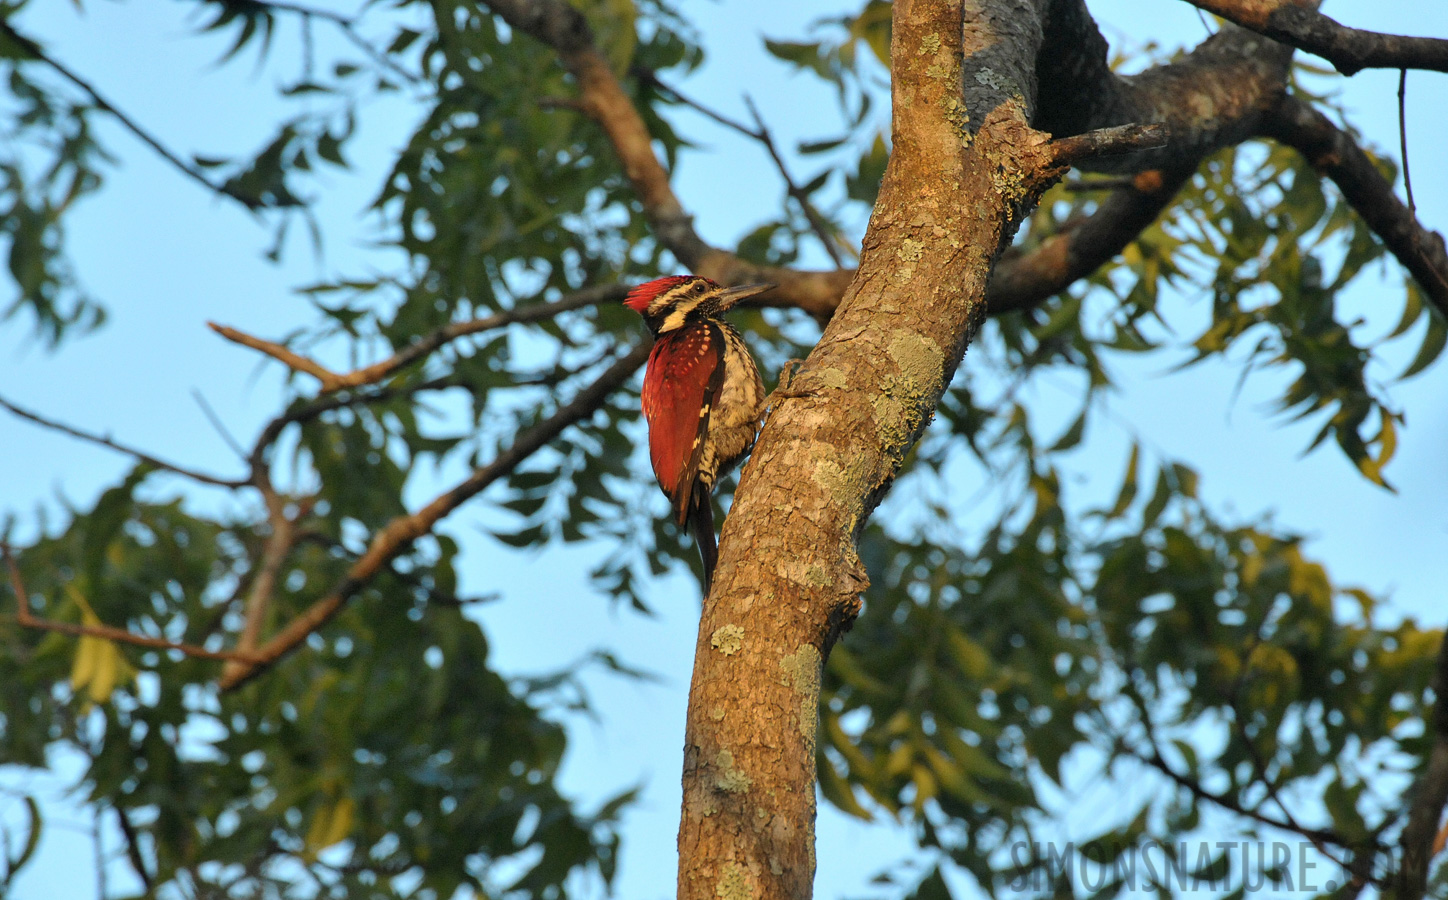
xmin=1034 ymin=2 xmax=1298 ymax=174
xmin=210 ymin=284 xmax=626 ymax=395
xmin=219 ymin=496 xmax=305 ymax=685
xmin=217 ymin=342 xmax=651 ymax=690
xmin=1134 ymin=745 xmax=1351 ymax=848
xmin=1179 ymin=0 xmax=1448 ymax=75
xmin=2 ymin=542 xmax=263 ymax=664
xmin=0 ymin=393 xmax=246 ymax=488
xmin=1259 ymin=94 xmax=1448 ymax=319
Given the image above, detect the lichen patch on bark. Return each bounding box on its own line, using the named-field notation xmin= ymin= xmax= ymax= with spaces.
xmin=715 ymin=749 xmax=752 ymax=793
xmin=711 ymin=624 xmax=745 ymax=655
xmin=779 ymin=644 xmax=822 ymax=750
xmin=716 ymin=862 xmax=754 ymax=900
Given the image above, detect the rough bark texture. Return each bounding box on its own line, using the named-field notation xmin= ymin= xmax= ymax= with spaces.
xmin=674 ymin=1 xmax=1065 ymax=897
xmin=1035 ymin=0 xmax=1298 ymax=173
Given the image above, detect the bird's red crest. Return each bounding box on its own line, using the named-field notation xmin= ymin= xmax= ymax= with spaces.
xmin=624 ymin=275 xmax=694 ymax=314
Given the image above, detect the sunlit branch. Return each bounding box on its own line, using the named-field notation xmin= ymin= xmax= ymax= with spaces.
xmin=0 ymin=393 xmax=247 ymax=488
xmin=1048 ymin=123 xmax=1171 ymax=167
xmin=211 ymin=284 xmax=626 ymax=397
xmin=217 ymin=342 xmax=652 ymax=691
xmin=1179 ymin=0 xmax=1448 ymax=75
xmin=219 ymin=496 xmax=308 ymax=685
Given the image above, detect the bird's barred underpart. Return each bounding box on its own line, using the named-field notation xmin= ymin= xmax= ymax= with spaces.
xmin=624 ymin=275 xmax=774 ymax=586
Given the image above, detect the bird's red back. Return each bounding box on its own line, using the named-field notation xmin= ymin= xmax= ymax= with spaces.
xmin=640 ymin=321 xmax=722 ymax=521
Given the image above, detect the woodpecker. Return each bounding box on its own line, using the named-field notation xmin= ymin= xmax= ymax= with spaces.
xmin=625 ymin=275 xmax=773 ymax=585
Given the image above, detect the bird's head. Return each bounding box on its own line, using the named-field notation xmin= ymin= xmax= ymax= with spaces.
xmin=624 ymin=275 xmax=776 ymax=335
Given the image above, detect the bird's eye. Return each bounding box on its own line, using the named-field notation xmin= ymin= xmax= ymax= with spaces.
xmin=693 ymin=283 xmax=705 ymax=294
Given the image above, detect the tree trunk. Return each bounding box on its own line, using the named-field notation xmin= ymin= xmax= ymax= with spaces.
xmin=675 ymin=1 xmax=1065 ymax=896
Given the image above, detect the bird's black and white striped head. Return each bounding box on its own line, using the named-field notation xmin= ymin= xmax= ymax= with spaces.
xmin=623 ymin=275 xmax=775 ymax=335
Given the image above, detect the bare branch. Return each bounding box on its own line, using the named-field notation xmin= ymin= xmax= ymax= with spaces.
xmin=113 ymin=805 xmax=154 ymax=894
xmin=324 ymin=284 xmax=626 ymax=391
xmin=2 ymin=542 xmax=263 ymax=664
xmin=0 ymin=393 xmax=246 ymax=488
xmin=219 ymin=496 xmax=305 ymax=685
xmin=207 ymin=322 xmax=345 ymax=389
xmin=1135 ymin=745 xmax=1354 ymax=849
xmin=1179 ymin=0 xmax=1448 ymax=75
xmin=1048 ymin=123 xmax=1171 ymax=168
xmin=1260 ymin=94 xmax=1448 ymax=319
xmin=217 ymin=342 xmax=652 ymax=690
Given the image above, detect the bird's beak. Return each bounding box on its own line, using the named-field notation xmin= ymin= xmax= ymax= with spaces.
xmin=715 ymin=282 xmax=777 ymax=312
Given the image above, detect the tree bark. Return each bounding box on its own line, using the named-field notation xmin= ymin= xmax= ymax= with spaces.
xmin=675 ymin=1 xmax=1068 ymax=897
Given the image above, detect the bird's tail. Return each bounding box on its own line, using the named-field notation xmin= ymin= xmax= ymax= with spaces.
xmin=689 ymin=482 xmax=718 ymax=588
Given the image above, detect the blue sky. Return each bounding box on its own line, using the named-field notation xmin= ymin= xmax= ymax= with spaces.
xmin=2 ymin=1 xmax=1446 ymax=898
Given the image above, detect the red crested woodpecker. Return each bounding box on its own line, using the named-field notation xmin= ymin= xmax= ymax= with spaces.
xmin=624 ymin=275 xmax=773 ymax=585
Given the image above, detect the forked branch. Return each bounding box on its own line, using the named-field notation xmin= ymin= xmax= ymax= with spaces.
xmin=217 ymin=342 xmax=652 ymax=690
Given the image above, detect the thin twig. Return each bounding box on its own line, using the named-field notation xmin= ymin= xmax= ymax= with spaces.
xmin=0 ymin=20 xmax=260 ymax=210
xmin=637 ymin=69 xmax=760 ymax=140
xmin=1398 ymin=69 xmax=1415 ymax=213
xmin=0 ymin=393 xmax=247 ymax=488
xmin=218 ymin=342 xmax=652 ymax=690
xmin=191 ymin=389 xmax=248 ymax=460
xmin=325 ymin=283 xmax=626 ymax=391
xmin=113 ymin=805 xmax=154 ymax=893
xmin=743 ymin=95 xmax=846 ymax=268
xmin=2 ymin=542 xmax=263 ymax=664
xmin=254 ymin=0 xmax=424 ymax=85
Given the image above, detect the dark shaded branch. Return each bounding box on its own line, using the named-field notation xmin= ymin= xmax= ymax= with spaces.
xmin=2 ymin=543 xmax=262 ymax=664
xmin=0 ymin=20 xmax=259 ymax=210
xmin=0 ymin=393 xmax=246 ymax=488
xmin=113 ymin=805 xmax=153 ymax=894
xmin=1260 ymin=94 xmax=1448 ymax=319
xmin=1035 ymin=2 xmax=1297 ymax=174
xmin=1394 ymin=631 xmax=1448 ymax=900
xmin=1135 ymin=745 xmax=1352 ymax=849
xmin=217 ymin=342 xmax=652 ymax=690
xmin=1180 ymin=0 xmax=1448 ymax=75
